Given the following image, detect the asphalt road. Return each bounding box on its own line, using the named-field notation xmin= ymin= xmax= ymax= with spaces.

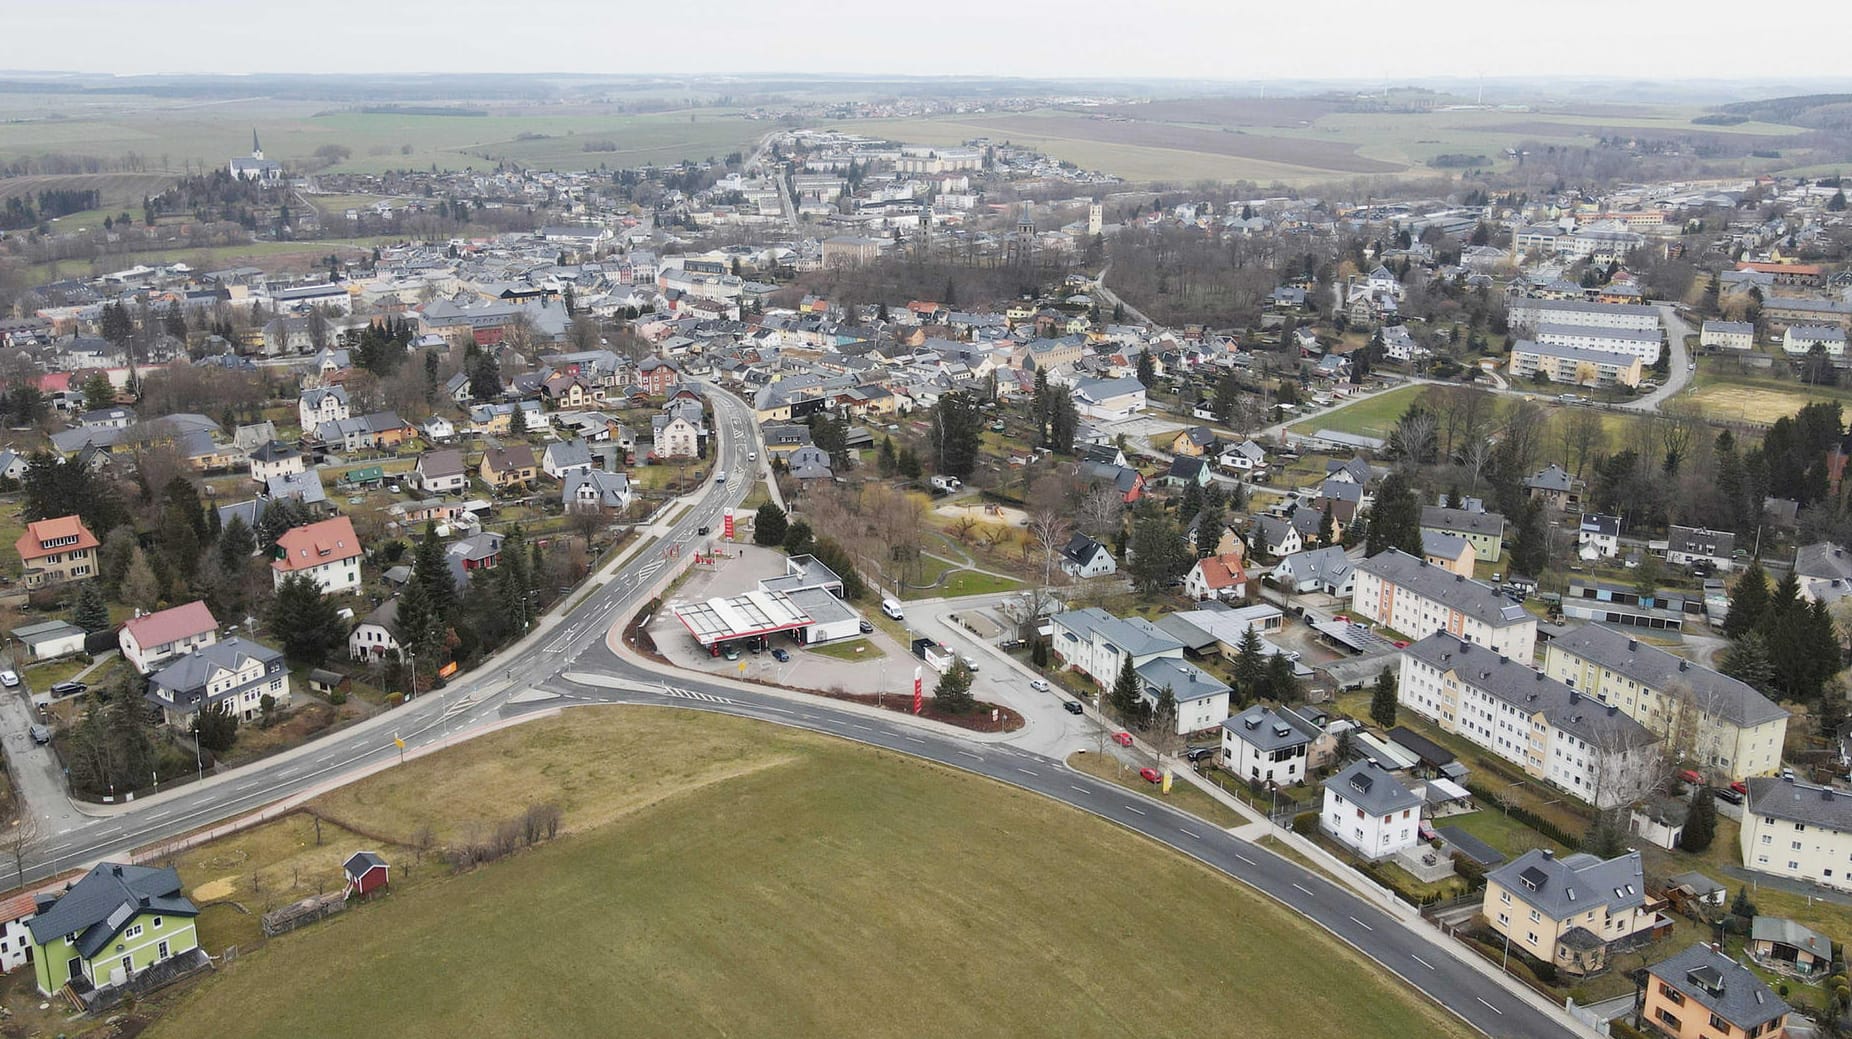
xmin=6 ymin=385 xmax=1579 ymax=1038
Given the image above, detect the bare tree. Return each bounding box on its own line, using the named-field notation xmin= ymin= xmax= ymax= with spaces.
xmin=1074 ymin=485 xmax=1124 ymax=539
xmin=1460 ymin=437 xmax=1497 ymax=491
xmin=1558 ymin=405 xmax=1608 ymax=481
xmin=1587 ymin=715 xmax=1670 ymax=813
xmin=0 ymin=816 xmax=38 ymax=891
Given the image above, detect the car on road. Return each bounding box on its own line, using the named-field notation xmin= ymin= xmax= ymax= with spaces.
xmin=1063 ymin=700 xmax=1083 ymax=715
xmin=697 ymin=525 xmax=710 ymax=536
xmin=1111 ymin=731 xmax=1133 ymax=747
xmin=1029 ymin=678 xmax=1050 ymax=691
xmin=748 ymin=452 xmax=757 ymax=462
xmin=1138 ymin=767 xmax=1161 ymax=784
xmin=0 ymin=670 xmax=17 ymax=688
xmin=28 ymin=724 xmax=50 ymax=745
xmin=771 ymin=648 xmax=790 ymax=663
xmin=716 ymin=472 xmax=728 ymax=483
xmin=960 ymin=655 xmax=979 ymax=672
xmin=49 ymin=681 xmax=85 ymax=697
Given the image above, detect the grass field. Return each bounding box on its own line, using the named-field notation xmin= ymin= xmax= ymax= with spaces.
xmin=937 ymin=570 xmax=1027 ymax=598
xmin=148 ymin=708 xmax=1470 ymax=1039
xmin=1067 ymin=750 xmax=1248 ymax=829
xmin=25 ymin=235 xmax=396 ymax=283
xmin=1288 ymin=385 xmax=1426 ymax=439
xmin=807 ymin=637 xmax=883 ymax=661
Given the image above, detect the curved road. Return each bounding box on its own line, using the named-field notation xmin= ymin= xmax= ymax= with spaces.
xmin=13 ymin=387 xmax=1577 ymax=1039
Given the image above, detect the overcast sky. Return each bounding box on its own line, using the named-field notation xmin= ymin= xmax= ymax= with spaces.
xmin=14 ymin=0 xmax=1852 ymax=82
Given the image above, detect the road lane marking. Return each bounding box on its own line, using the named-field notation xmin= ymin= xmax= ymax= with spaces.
xmin=1015 ymin=768 xmax=1037 ymax=776
xmin=1475 ymin=998 xmax=1503 ymax=1016
xmin=1122 ymin=805 xmax=1145 ymax=815
xmin=1411 ymin=954 xmax=1435 ymax=970
xmin=958 ymin=751 xmax=982 ymax=759
xmin=1069 ymin=784 xmax=1088 ymax=793
xmin=1291 ymin=883 xmax=1315 ymax=896
xmin=1233 ymin=853 xmax=1256 ymax=865
xmin=1348 ymin=915 xmax=1374 ymax=931
xmin=903 ymin=736 xmax=925 ymax=744
xmin=1178 ymin=828 xmax=1200 ymax=839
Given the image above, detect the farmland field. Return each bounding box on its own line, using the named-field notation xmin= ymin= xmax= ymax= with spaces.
xmin=0 ymin=95 xmax=764 ymax=177
xmin=148 ymin=708 xmax=1471 ymax=1039
xmin=837 ymin=102 xmax=1816 ymax=185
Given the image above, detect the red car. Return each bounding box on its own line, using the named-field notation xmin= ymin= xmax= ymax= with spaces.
xmin=1392 ymin=640 xmax=1410 ymax=649
xmin=1335 ymin=614 xmax=1350 ymax=624
xmin=1138 ymin=767 xmax=1161 ymax=784
xmin=1111 ymin=731 xmax=1134 ymax=747
xmin=1678 ymin=769 xmax=1703 ymax=785
xmin=1730 ymin=780 xmax=1748 ymax=795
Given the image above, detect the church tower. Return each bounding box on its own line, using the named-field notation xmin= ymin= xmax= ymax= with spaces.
xmin=251 ymin=129 xmax=263 ymax=161
xmin=1087 ymin=201 xmax=1103 ymax=236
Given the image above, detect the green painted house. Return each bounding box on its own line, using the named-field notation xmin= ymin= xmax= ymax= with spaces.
xmin=27 ymin=862 xmax=200 ymax=998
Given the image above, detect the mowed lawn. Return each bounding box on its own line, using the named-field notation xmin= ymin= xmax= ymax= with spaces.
xmin=149 ymin=709 xmax=1471 ymax=1039
xmin=1288 ymin=384 xmax=1426 ymax=439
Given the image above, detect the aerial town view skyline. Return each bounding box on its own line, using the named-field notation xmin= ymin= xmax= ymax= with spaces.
xmin=0 ymin=5 xmax=1849 ymax=1037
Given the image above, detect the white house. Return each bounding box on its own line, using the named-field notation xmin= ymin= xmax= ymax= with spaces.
xmin=563 ymin=470 xmax=634 ymax=512
xmin=1351 ymin=549 xmax=1537 ymax=664
xmin=1184 ymin=553 xmax=1248 ymax=601
xmin=542 ymin=438 xmax=595 ymax=480
xmin=1578 ymin=514 xmax=1620 ymax=560
xmin=146 ymin=635 xmax=290 ymax=725
xmin=119 ymin=601 xmax=219 ymax=675
xmin=348 ymin=598 xmax=400 ymax=661
xmin=1666 ymin=524 xmax=1735 ymax=572
xmin=1049 ymin=607 xmax=1183 ymax=689
xmin=1322 ymin=760 xmax=1423 ymax=861
xmin=298 ymin=387 xmax=350 ymax=430
xmin=1059 ymin=533 xmax=1117 ymax=579
xmin=0 ymin=894 xmax=34 ymax=974
xmin=412 ymin=449 xmax=468 ymax=495
xmin=1219 ymin=439 xmax=1267 ymax=474
xmin=271 ymin=517 xmax=363 ymax=595
xmin=1221 ymin=704 xmax=1311 ymax=787
xmin=247 ymin=441 xmax=305 ymax=485
xmin=1272 ymin=545 xmax=1355 ymax=596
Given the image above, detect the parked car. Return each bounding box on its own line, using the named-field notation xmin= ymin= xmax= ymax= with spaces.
xmin=1677 ymin=769 xmax=1703 ymax=785
xmin=1063 ymin=700 xmax=1084 ymax=715
xmin=960 ymin=655 xmax=979 ymax=672
xmin=1714 ymin=786 xmax=1744 ymax=805
xmin=1186 ymin=747 xmax=1216 ymax=763
xmin=1138 ymin=767 xmax=1161 ymax=784
xmin=1111 ymin=731 xmax=1134 ymax=747
xmin=1029 ymin=678 xmax=1050 ymax=692
xmin=722 ymin=648 xmax=740 ymax=661
xmin=49 ymin=681 xmax=85 ymax=697
xmin=28 ymin=724 xmax=50 ymax=745
xmin=0 ymin=670 xmax=17 ymax=688
xmin=771 ymin=648 xmax=790 ymax=663
xmin=1730 ymin=780 xmax=1748 ymax=795
xmin=858 ymin=620 xmax=875 ymax=634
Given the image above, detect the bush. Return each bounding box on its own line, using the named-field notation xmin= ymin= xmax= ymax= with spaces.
xmin=328 ymin=689 xmax=348 ymax=706
xmin=1451 ymin=852 xmax=1488 ymax=889
xmin=1291 ymin=811 xmax=1319 ymax=836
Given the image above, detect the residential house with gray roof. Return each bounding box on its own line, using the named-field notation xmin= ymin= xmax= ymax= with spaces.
xmin=1222 ymin=704 xmax=1311 ymax=787
xmin=1483 ymin=849 xmax=1665 ymax=976
xmin=1420 ymin=506 xmax=1506 ymax=563
xmin=1641 ymin=944 xmax=1788 ymax=1039
xmin=1740 ymin=776 xmax=1852 ymax=890
xmin=1321 ymin=760 xmax=1423 ymax=861
xmin=1049 ymin=607 xmax=1183 ymax=690
xmin=1352 ymin=549 xmax=1536 ymax=663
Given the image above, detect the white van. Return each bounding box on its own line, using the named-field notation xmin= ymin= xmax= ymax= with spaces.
xmin=881 ymin=598 xmax=905 ymax=621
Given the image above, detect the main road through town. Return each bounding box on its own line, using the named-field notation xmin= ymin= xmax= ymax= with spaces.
xmin=9 ymin=387 xmax=1576 ymax=1039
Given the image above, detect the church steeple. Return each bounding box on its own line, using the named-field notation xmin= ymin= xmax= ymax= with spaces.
xmin=251 ymin=129 xmax=263 ymax=161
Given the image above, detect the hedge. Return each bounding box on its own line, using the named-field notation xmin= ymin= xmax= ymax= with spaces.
xmin=1291 ymin=811 xmax=1320 ymax=836
xmin=1464 ymin=781 xmax=1581 ymax=848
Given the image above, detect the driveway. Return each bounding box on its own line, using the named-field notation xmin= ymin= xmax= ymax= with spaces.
xmin=0 ymin=683 xmax=84 ymax=833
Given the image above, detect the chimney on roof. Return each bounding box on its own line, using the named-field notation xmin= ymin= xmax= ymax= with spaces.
xmin=1570 ymin=690 xmax=1580 ymax=705
xmin=1627 ymin=638 xmax=1638 ymax=651
xmin=1679 ymin=660 xmax=1689 ymax=671
xmin=1542 ymin=849 xmax=1554 ymax=859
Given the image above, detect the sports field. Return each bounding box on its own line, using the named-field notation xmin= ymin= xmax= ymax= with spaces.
xmin=147 ymin=709 xmax=1471 ymax=1039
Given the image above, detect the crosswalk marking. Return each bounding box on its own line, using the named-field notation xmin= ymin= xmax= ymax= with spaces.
xmin=660 ymin=686 xmax=735 ymax=705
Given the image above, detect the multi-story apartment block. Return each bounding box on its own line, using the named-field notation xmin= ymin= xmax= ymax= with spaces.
xmin=1352 ymin=549 xmax=1536 ymax=664
xmin=1398 ymin=633 xmax=1658 ymax=808
xmin=1740 ymin=776 xmax=1852 ymax=891
xmin=1542 ymin=626 xmax=1787 ymax=782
